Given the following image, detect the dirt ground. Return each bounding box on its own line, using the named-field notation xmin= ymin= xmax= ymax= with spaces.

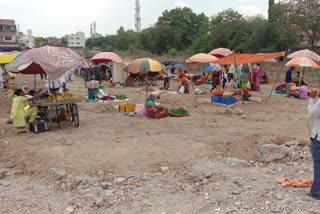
xmin=0 ymin=70 xmax=319 ymax=214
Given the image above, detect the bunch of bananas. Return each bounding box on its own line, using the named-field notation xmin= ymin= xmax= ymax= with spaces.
xmin=48 ymin=92 xmax=79 ymax=102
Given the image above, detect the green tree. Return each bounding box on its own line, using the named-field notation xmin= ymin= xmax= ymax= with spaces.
xmin=60 ymin=36 xmax=68 ymax=47
xmin=116 ymin=27 xmax=137 ymax=50
xmin=268 ymin=0 xmax=275 ymax=22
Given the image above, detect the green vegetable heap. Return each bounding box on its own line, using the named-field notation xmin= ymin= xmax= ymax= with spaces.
xmin=169 ymin=108 xmax=189 ymax=115
xmin=115 ymin=95 xmax=128 ymax=100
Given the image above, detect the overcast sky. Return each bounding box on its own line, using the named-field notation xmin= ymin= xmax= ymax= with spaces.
xmin=1 ymin=0 xmax=272 ymax=38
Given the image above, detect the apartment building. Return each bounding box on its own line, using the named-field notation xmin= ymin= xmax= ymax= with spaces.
xmin=67 ymin=31 xmax=85 ymax=48
xmin=0 ymin=19 xmax=19 ymax=51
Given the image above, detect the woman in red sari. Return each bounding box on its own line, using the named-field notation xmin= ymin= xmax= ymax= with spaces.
xmin=252 ymin=63 xmax=262 ymax=91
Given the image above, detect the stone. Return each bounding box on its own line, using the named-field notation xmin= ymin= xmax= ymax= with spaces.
xmin=65 ymin=206 xmax=75 ymax=214
xmin=223 ymin=158 xmax=250 ymax=167
xmin=101 ymin=182 xmax=112 ymax=190
xmin=48 ymin=168 xmax=57 ymax=176
xmin=105 ymin=189 xmax=115 ymax=197
xmin=142 ymin=199 xmax=153 ymax=206
xmin=276 ymin=193 xmax=283 ymax=200
xmin=55 ymin=169 xmax=67 ymax=181
xmin=258 ymin=144 xmax=291 ymax=162
xmin=242 ymin=115 xmax=247 ymax=120
xmin=0 ymin=180 xmax=11 ymax=187
xmin=93 ymin=197 xmax=105 ymax=208
xmin=115 ymin=177 xmax=126 ymax=183
xmin=285 ymin=141 xmax=299 ymax=147
xmin=161 ymin=167 xmax=169 ymax=172
xmin=96 ymin=171 xmax=104 ymax=177
xmin=235 ymin=107 xmax=244 ymax=115
xmin=224 ymin=108 xmax=232 ymax=115
xmin=66 ymin=140 xmax=72 ymax=145
xmin=232 ymin=190 xmax=241 ymax=195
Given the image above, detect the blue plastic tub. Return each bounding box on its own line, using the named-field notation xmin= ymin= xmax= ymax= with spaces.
xmin=221 ymin=96 xmax=236 ymax=105
xmin=211 ymin=96 xmax=222 ymax=103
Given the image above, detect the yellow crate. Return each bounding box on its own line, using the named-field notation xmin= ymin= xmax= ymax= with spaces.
xmin=125 ymin=103 xmax=136 ymax=112
xmin=118 ymin=104 xmax=126 ymax=113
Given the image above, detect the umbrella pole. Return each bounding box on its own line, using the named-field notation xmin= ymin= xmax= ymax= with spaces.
xmin=267 ymin=62 xmax=286 ymax=101
xmin=232 ymin=51 xmax=243 ymax=104
xmin=299 ymin=67 xmax=305 ymax=87
xmin=145 ymin=82 xmax=148 ymax=101
xmin=34 ymin=74 xmax=36 ymax=91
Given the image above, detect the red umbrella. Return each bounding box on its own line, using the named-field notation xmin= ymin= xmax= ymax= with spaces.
xmin=6 ymin=46 xmax=85 ymax=81
xmin=209 ymin=48 xmax=232 ymax=58
xmin=91 ymin=52 xmax=123 ymax=63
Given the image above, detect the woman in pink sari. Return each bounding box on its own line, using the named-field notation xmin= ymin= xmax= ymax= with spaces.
xmin=252 ymin=63 xmax=262 ymax=91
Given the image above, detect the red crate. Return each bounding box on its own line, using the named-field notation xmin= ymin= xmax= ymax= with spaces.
xmin=148 ymin=108 xmax=168 ymax=119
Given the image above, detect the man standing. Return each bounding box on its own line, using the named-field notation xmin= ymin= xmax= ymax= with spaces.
xmin=285 ymin=66 xmax=295 ymax=97
xmin=308 ymin=90 xmax=320 ymax=200
xmin=93 ymin=62 xmax=102 ymax=83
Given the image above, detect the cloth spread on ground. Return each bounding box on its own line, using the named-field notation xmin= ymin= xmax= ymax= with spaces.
xmin=273 ymin=179 xmax=313 ymax=187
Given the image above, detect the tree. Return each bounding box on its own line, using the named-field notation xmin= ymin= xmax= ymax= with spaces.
xmin=60 ymin=36 xmax=68 ymax=47
xmin=268 ymin=0 xmax=275 ymax=22
xmin=116 ymin=27 xmax=137 ymax=50
xmin=208 ymin=9 xmax=248 ymax=52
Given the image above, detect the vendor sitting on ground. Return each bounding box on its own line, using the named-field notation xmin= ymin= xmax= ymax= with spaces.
xmin=200 ymin=72 xmax=207 ymax=83
xmin=96 ymin=84 xmax=109 ymax=101
xmin=145 ymin=94 xmax=160 ymax=115
xmin=179 ymin=76 xmax=190 ymax=94
xmin=10 ymin=88 xmax=42 ymax=129
xmin=293 ymin=85 xmax=308 ymax=99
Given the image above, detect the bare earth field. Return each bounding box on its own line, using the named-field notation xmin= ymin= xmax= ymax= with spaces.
xmin=0 ymin=72 xmax=319 ymax=214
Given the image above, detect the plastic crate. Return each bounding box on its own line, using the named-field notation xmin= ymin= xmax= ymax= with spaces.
xmin=148 ymin=108 xmax=168 ymax=119
xmin=221 ymin=96 xmax=236 ymax=105
xmin=125 ymin=103 xmax=136 ymax=112
xmin=211 ymin=96 xmax=222 ymax=103
xmin=29 ymin=119 xmax=49 ymax=133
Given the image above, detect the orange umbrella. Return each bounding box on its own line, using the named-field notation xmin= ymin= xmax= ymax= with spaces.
xmin=285 ymin=57 xmax=320 ymax=69
xmin=186 ymin=53 xmax=218 ymax=64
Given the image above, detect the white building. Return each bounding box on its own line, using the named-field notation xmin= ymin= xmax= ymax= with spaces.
xmin=67 ymin=31 xmax=85 ymax=48
xmin=17 ymin=29 xmax=35 ymax=48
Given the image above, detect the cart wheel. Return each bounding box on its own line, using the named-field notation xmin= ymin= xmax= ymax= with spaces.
xmin=72 ymin=104 xmax=80 ymax=127
xmin=66 ymin=104 xmax=73 ymax=123
xmin=55 ymin=106 xmax=61 ymax=129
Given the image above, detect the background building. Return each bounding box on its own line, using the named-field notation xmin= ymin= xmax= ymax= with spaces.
xmin=17 ymin=29 xmax=35 ymax=48
xmin=67 ymin=31 xmax=85 ymax=48
xmin=0 ymin=19 xmax=19 ymax=51
xmin=47 ymin=37 xmax=61 ymax=46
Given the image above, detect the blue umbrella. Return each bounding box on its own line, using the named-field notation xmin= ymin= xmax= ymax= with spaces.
xmin=173 ymin=64 xmax=186 ymax=69
xmin=203 ymin=66 xmax=214 ymax=71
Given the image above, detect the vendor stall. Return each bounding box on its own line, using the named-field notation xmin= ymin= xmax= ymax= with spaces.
xmin=5 ymin=46 xmax=86 ymax=131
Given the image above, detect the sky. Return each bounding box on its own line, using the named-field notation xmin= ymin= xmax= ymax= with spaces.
xmin=1 ymin=0 xmax=272 ymax=38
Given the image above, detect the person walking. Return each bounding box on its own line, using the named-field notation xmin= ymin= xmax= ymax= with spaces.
xmin=308 ymin=90 xmax=320 ymax=200
xmin=285 ymin=66 xmax=295 ymax=97
xmin=93 ymin=62 xmax=102 ymax=84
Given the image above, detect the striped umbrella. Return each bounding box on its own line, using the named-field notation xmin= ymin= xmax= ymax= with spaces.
xmin=124 ymin=58 xmax=165 ymax=74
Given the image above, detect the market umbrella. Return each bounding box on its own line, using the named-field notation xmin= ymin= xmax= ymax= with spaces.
xmin=186 ymin=53 xmax=218 ymax=64
xmin=162 ymin=58 xmax=177 ymax=64
xmin=91 ymin=52 xmax=123 ymax=63
xmin=6 ymin=46 xmax=86 ymax=89
xmin=286 ymin=57 xmax=320 ymax=69
xmin=0 ymin=52 xmax=22 ymax=64
xmin=124 ymin=58 xmax=165 ymax=75
xmin=286 ymin=57 xmax=320 ymax=86
xmin=202 ymin=66 xmax=214 ymax=71
xmin=172 ymin=64 xmax=186 ymax=69
xmin=208 ymin=48 xmax=232 ymax=58
xmin=287 ymin=49 xmax=320 ymax=62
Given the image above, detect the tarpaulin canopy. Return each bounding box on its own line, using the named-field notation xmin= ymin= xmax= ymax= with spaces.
xmin=6 ymin=46 xmax=86 ymax=81
xmin=0 ymin=52 xmax=22 ymax=64
xmin=215 ymin=51 xmax=286 ymax=65
xmin=208 ymin=48 xmax=232 ymax=58
xmin=91 ymin=52 xmax=123 ymax=63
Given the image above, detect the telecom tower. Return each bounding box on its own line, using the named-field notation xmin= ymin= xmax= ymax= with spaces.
xmin=135 ymin=0 xmax=141 ymax=32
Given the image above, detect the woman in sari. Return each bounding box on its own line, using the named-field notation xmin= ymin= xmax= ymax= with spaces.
xmin=240 ymin=64 xmax=249 ymax=89
xmin=252 ymin=63 xmax=262 ymax=91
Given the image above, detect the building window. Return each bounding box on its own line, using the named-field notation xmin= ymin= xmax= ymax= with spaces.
xmin=26 ymin=41 xmax=29 ymax=43
xmin=76 ymin=42 xmax=80 ymax=44
xmin=5 ymin=36 xmax=12 ymax=40
xmin=4 ymin=25 xmax=12 ymax=31
xmin=71 ymin=37 xmax=73 ymax=40
xmin=71 ymin=42 xmax=74 ymax=44
xmin=0 ymin=26 xmax=2 ymax=31
xmin=76 ymin=38 xmax=80 ymax=40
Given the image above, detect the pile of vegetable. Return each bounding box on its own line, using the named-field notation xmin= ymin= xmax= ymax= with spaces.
xmin=115 ymin=95 xmax=128 ymax=100
xmin=169 ymin=107 xmax=189 ymax=115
